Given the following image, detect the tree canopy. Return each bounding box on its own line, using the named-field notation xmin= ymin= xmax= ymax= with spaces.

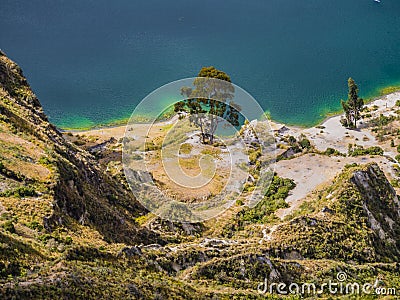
xmin=174 ymin=67 xmax=241 ymax=145
xmin=341 ymin=78 xmax=364 ymax=128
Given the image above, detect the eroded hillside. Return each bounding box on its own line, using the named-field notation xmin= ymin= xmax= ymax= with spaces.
xmin=1 ymin=52 xmax=399 ymax=299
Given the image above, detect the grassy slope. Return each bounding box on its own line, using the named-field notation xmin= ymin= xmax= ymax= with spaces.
xmin=0 ymin=52 xmax=399 ymax=299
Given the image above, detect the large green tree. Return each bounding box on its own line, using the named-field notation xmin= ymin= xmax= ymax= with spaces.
xmin=341 ymin=78 xmax=364 ymax=128
xmin=174 ymin=67 xmax=241 ymax=145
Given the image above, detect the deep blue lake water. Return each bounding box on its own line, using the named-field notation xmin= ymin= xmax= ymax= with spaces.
xmin=1 ymin=0 xmax=400 ymax=129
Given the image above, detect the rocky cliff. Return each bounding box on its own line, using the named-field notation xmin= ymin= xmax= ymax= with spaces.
xmin=0 ymin=51 xmax=159 ymax=244
xmin=270 ymin=163 xmax=400 ymax=262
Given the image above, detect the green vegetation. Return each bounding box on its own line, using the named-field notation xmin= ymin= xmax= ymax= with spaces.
xmin=368 ymin=112 xmax=400 ymax=144
xmin=38 ymin=156 xmax=52 ymax=167
xmin=379 ymin=85 xmax=400 ymax=96
xmin=174 ymin=67 xmax=240 ymax=145
xmin=26 ymin=221 xmax=43 ymax=231
xmin=1 ymin=220 xmax=16 ymax=233
xmin=276 ymin=135 xmax=314 ymax=161
xmin=340 ymin=78 xmax=364 ymax=128
xmin=2 ymin=53 xmax=400 ymax=299
xmin=348 ymin=144 xmax=384 ymax=156
xmin=281 ymin=163 xmax=400 ymax=262
xmin=369 ymin=113 xmax=396 ymax=127
xmin=299 ymin=137 xmax=311 ymax=149
xmin=144 ymin=139 xmax=160 ymax=151
xmin=232 ymin=175 xmax=295 ymax=227
xmin=0 ymin=185 xmax=36 ymax=198
xmin=179 ymin=143 xmax=193 ymax=155
xmin=323 ymin=147 xmax=344 ymax=156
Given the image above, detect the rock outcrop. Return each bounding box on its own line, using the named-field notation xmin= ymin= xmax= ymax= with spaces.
xmin=271 ymin=162 xmax=400 ymax=262
xmin=0 ymin=51 xmax=159 ymax=245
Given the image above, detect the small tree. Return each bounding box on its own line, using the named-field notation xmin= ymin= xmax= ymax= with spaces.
xmin=174 ymin=67 xmax=241 ymax=145
xmin=341 ymin=78 xmax=364 ymax=128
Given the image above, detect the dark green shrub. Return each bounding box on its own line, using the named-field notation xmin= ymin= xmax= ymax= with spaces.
xmin=14 ymin=186 xmax=36 ymax=198
xmin=65 ymin=246 xmax=112 ymax=261
xmin=145 ymin=140 xmax=160 ymax=151
xmin=370 ymin=114 xmax=395 ymax=127
xmin=238 ymin=175 xmax=295 ymax=224
xmin=27 ymin=221 xmax=43 ymax=231
xmin=236 ymin=199 xmax=244 ymax=206
xmin=348 ymin=145 xmax=384 ymax=156
xmin=390 ymin=179 xmax=399 ymax=188
xmin=325 ymin=148 xmax=336 ymax=156
xmin=345 ymin=163 xmax=358 ymax=169
xmin=288 ymin=135 xmax=296 ymax=145
xmin=0 ymin=186 xmax=36 ymax=198
xmin=65 ymin=236 xmax=73 ymax=245
xmin=38 ymin=156 xmax=52 ymax=166
xmin=299 ymin=138 xmax=311 ymax=149
xmin=2 ymin=220 xmax=16 ymax=233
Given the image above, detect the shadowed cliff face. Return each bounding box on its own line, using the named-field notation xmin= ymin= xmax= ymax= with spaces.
xmin=350 ymin=163 xmax=400 ymax=260
xmin=0 ymin=51 xmax=160 ymax=245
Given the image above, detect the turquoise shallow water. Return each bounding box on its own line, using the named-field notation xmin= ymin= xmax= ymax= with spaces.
xmin=1 ymin=0 xmax=400 ymax=129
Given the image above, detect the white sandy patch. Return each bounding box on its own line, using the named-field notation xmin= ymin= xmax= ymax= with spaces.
xmin=273 ymin=91 xmax=400 ymax=219
xmin=275 ymin=154 xmax=397 ymax=219
xmin=272 ymin=92 xmax=400 ymax=154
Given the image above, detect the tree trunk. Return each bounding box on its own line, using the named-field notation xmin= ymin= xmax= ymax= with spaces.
xmin=199 ymin=124 xmax=206 ymax=144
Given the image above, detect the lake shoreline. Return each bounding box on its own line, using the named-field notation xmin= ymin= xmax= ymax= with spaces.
xmin=67 ymin=90 xmax=400 ymax=157
xmin=63 ymin=86 xmax=400 ymax=135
